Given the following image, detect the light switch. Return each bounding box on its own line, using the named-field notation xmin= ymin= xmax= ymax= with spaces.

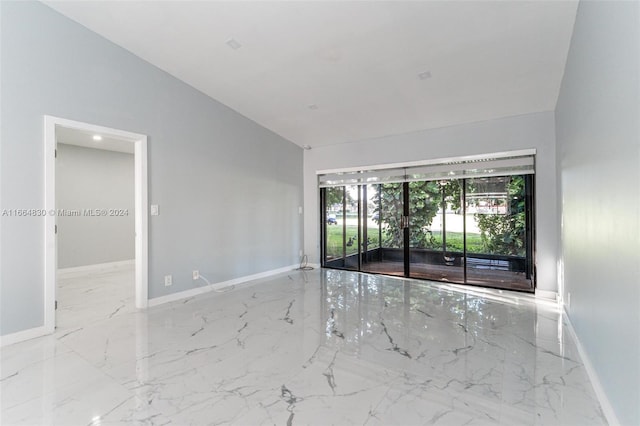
xmin=150 ymin=204 xmax=159 ymax=216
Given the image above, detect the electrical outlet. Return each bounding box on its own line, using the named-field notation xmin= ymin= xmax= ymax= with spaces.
xmin=193 ymin=270 xmax=199 ymax=280
xmin=164 ymin=274 xmax=172 ymax=287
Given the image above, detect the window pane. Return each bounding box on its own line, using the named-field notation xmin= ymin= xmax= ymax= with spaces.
xmin=324 ymin=187 xmax=344 ymax=266
xmin=409 ymin=180 xmax=465 ymax=284
xmin=465 ymin=176 xmax=531 ymax=290
xmin=361 ymin=183 xmax=405 ymax=277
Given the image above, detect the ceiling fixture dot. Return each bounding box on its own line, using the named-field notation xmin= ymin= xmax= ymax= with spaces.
xmin=308 ymin=104 xmax=318 ymax=110
xmin=225 ymin=38 xmax=242 ymax=50
xmin=303 ymin=145 xmax=312 ymax=150
xmin=418 ymin=70 xmax=432 ymax=80
xmin=92 ymin=135 xmax=103 ymax=141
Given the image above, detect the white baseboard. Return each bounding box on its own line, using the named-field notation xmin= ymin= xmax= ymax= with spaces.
xmin=563 ymin=308 xmax=620 ymax=426
xmin=148 ymin=264 xmax=301 ymax=307
xmin=58 ymin=259 xmax=135 ymax=278
xmin=0 ymin=325 xmax=50 ymax=348
xmin=535 ymin=289 xmax=558 ymax=301
xmin=2 ymin=262 xmax=300 ymax=346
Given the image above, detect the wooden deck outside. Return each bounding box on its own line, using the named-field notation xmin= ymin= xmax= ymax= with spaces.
xmin=360 ymin=260 xmax=533 ymax=292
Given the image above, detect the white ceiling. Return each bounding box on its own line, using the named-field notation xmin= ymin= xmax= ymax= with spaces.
xmin=45 ymin=1 xmax=578 ymax=149
xmin=56 ymin=125 xmax=135 ymax=154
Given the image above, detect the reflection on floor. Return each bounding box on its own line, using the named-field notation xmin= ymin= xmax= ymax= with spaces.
xmin=1 ymin=268 xmax=605 ymax=425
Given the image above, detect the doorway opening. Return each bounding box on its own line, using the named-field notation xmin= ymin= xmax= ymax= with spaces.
xmin=44 ymin=116 xmax=148 ymax=334
xmin=319 ymin=153 xmax=536 ymax=292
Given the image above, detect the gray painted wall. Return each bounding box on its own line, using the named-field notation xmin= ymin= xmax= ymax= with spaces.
xmin=0 ymin=2 xmax=303 ymax=336
xmin=56 ymin=144 xmax=134 ymax=268
xmin=304 ymin=111 xmax=558 ymax=293
xmin=555 ymin=2 xmax=640 ymax=424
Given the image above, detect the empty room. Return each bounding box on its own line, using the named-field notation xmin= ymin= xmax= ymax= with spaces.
xmin=1 ymin=1 xmax=638 ymax=425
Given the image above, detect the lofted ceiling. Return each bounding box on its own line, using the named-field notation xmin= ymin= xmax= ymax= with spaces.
xmin=44 ymin=1 xmax=578 ymax=148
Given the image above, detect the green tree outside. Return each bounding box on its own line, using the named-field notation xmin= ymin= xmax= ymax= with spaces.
xmin=370 ymin=176 xmax=526 ymax=257
xmin=473 ymin=175 xmax=526 ymax=256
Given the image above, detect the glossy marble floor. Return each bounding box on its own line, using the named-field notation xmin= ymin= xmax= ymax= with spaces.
xmin=1 ymin=267 xmax=606 ymax=425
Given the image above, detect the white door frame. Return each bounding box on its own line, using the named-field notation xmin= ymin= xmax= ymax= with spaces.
xmin=44 ymin=115 xmax=148 ymax=333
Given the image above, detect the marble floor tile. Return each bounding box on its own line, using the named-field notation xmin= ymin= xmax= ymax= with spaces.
xmin=1 ymin=267 xmax=607 ymax=425
xmin=55 ymin=266 xmax=136 ymax=334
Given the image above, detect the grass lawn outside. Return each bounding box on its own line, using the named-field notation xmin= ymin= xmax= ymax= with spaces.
xmin=325 ymin=222 xmax=486 ymax=259
xmin=325 ymin=224 xmax=379 ymax=258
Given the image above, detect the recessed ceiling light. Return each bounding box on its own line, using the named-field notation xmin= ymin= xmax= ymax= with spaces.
xmin=225 ymin=38 xmax=242 ymax=50
xmin=308 ymin=104 xmax=318 ymax=110
xmin=92 ymin=135 xmax=103 ymax=141
xmin=418 ymin=70 xmax=432 ymax=80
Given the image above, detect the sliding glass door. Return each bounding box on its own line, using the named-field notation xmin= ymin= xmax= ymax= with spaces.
xmin=322 ymin=187 xmax=345 ymax=267
xmin=363 ymin=183 xmax=406 ymax=277
xmin=464 ymin=175 xmax=534 ymax=290
xmin=321 ymin=175 xmax=535 ymax=292
xmin=321 ymin=185 xmax=360 ymax=271
xmin=319 ymin=153 xmax=536 ymax=291
xmin=408 ymin=180 xmax=465 ymax=283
